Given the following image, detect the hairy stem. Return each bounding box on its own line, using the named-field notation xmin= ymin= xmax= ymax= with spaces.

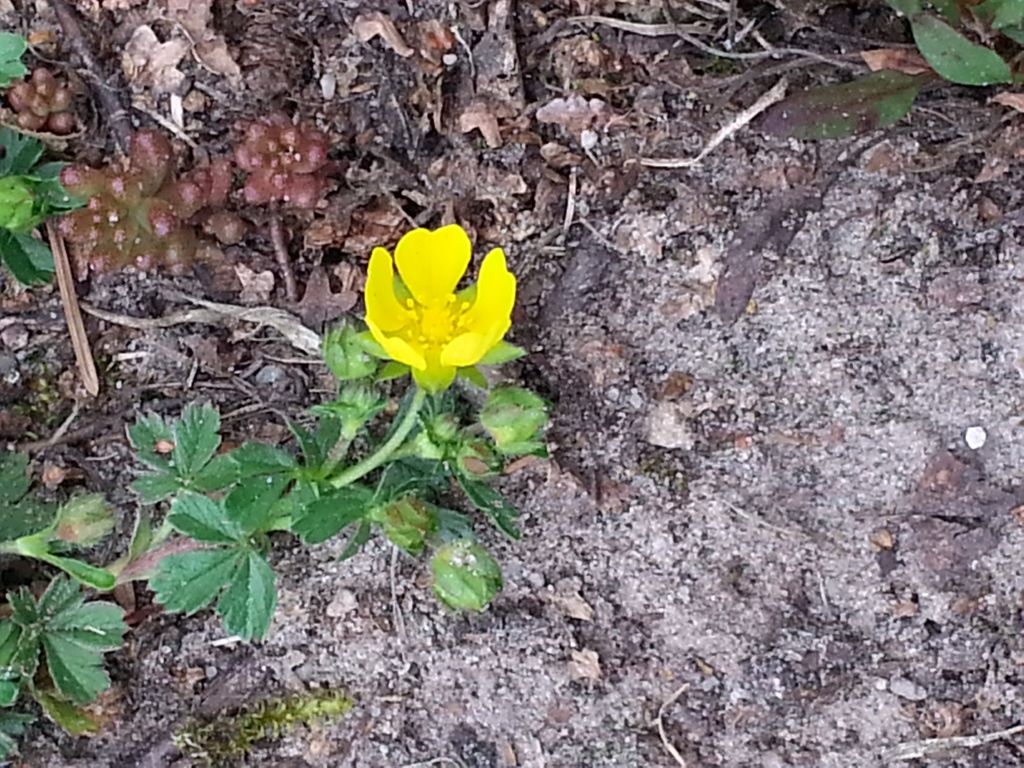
xmin=328 ymin=388 xmax=426 ymax=489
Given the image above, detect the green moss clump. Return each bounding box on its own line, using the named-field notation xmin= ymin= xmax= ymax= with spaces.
xmin=173 ymin=687 xmax=352 ymax=767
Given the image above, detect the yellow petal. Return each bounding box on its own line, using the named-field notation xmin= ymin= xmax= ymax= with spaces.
xmin=440 ymin=332 xmax=488 ymax=368
xmin=365 ymin=316 xmax=427 ymax=370
xmin=462 ymin=247 xmax=516 ymax=335
xmin=365 ymin=247 xmax=409 ymax=333
xmin=394 ymin=225 xmax=471 ymax=307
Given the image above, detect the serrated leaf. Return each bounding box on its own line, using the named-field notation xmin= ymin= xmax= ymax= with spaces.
xmin=191 ymin=453 xmax=242 ymax=492
xmin=33 ymin=689 xmax=98 ymax=735
xmin=374 ymin=458 xmax=447 ymax=503
xmin=130 ymin=473 xmax=182 ymax=504
xmin=435 ymin=507 xmax=476 ymax=543
xmin=337 ymin=519 xmax=371 ymax=561
xmin=42 ymin=635 xmax=112 ymax=705
xmin=172 ymin=403 xmax=221 ymax=478
xmin=224 ymin=474 xmax=290 ymax=535
xmin=229 ymin=442 xmax=297 ymax=476
xmin=456 ymin=475 xmax=521 ymax=540
xmin=46 ymin=601 xmax=125 ymax=651
xmin=128 ymin=414 xmax=175 ymax=472
xmin=0 ymin=34 xmax=27 ymax=89
xmin=39 ymin=555 xmax=115 ymax=591
xmin=912 ymin=15 xmax=1012 ymax=85
xmin=0 ymin=231 xmax=54 ymax=285
xmin=762 ymin=71 xmax=927 ymax=139
xmin=150 ymin=548 xmax=241 ymax=615
xmin=216 ymin=551 xmax=276 ymax=641
xmin=167 ymin=493 xmax=241 ymax=544
xmin=0 ymin=128 xmax=42 ymax=177
xmin=290 ymin=485 xmax=374 ymax=544
xmin=289 ymin=417 xmax=341 ymax=472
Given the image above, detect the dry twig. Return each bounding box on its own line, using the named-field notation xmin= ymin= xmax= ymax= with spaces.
xmin=882 ymin=724 xmax=1024 ymax=762
xmin=269 ymin=214 xmax=299 ymax=303
xmin=641 ymin=78 xmax=788 ymax=169
xmin=46 ymin=222 xmax=99 ymax=396
xmin=649 ymin=683 xmax=689 ymax=767
xmin=50 ymin=0 xmax=132 ymax=152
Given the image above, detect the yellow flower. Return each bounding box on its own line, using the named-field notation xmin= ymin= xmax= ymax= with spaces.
xmin=364 ymin=225 xmax=516 ymax=391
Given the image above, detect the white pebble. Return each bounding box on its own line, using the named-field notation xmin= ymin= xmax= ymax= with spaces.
xmin=965 ymin=426 xmax=987 ymax=450
xmin=580 ymin=129 xmax=598 ymax=150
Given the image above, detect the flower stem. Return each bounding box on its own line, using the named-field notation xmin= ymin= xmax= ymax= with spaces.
xmin=328 ymin=387 xmax=427 ymax=489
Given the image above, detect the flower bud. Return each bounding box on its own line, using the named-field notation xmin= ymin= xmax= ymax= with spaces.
xmin=430 ymin=540 xmax=502 ymax=611
xmin=322 ymin=324 xmax=377 ymax=381
xmin=408 ymin=413 xmax=460 ymax=461
xmin=0 ymin=178 xmax=36 ymax=232
xmin=373 ymin=497 xmax=437 ymax=555
xmin=479 ymin=387 xmax=548 ymax=457
xmin=53 ymin=494 xmax=115 ymax=547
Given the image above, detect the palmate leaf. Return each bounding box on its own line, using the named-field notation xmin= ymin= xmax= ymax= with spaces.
xmin=167 ymin=493 xmax=242 ymax=545
xmin=0 ymin=128 xmax=42 ymax=178
xmin=0 ymin=451 xmax=56 ymax=542
xmin=1 ymin=578 xmax=124 ymax=706
xmin=151 ymin=547 xmax=278 ymax=641
xmin=456 ymin=474 xmax=521 ymax=540
xmin=0 ymin=231 xmax=55 ymax=285
xmin=290 ymin=484 xmax=374 ymax=545
xmin=0 ymin=34 xmax=27 ymax=90
xmin=172 ymin=403 xmax=221 ymax=477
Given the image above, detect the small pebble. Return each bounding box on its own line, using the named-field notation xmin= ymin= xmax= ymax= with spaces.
xmin=890 ymin=676 xmax=927 ymax=701
xmin=965 ymin=426 xmax=986 ymax=450
xmin=443 ymin=53 xmax=458 ymax=66
xmin=580 ymin=129 xmax=598 ymax=150
xmin=326 ymin=588 xmax=357 ymax=618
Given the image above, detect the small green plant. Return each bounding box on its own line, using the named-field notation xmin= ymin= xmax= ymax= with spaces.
xmin=0 ymin=32 xmax=28 ymax=89
xmin=0 ymin=451 xmax=117 ymax=590
xmin=121 ymin=225 xmax=547 ymax=641
xmin=174 ymin=688 xmax=352 ymax=767
xmin=0 ymin=127 xmax=82 ymax=284
xmin=764 ymin=0 xmax=1024 ymax=139
xmin=0 ymin=577 xmax=126 ymax=755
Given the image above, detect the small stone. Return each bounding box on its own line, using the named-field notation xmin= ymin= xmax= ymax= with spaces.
xmin=205 ymin=665 xmax=218 ymax=680
xmin=0 ymin=324 xmax=29 ymax=350
xmin=255 ymin=364 xmax=286 ymax=386
xmin=890 ymin=677 xmax=927 ymax=701
xmin=964 ymin=426 xmax=986 ymax=450
xmin=580 ymin=129 xmax=598 ymax=150
xmin=443 ymin=53 xmax=458 ymax=66
xmin=644 ymin=402 xmax=695 ymax=450
xmin=326 ymin=588 xmax=357 ymax=618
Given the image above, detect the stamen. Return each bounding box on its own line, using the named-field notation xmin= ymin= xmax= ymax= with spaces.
xmin=405 ymin=298 xmax=415 ymax=309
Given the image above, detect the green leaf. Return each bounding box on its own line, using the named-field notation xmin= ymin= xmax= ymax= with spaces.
xmin=1001 ymin=23 xmax=1024 ymax=43
xmin=456 ymin=475 xmax=521 ymax=540
xmin=172 ymin=403 xmax=221 ymax=478
xmin=457 ymin=366 xmax=488 ymax=388
xmin=45 ymin=601 xmax=125 ymax=652
xmin=762 ymin=71 xmax=927 ymax=140
xmin=0 ymin=452 xmax=57 ymax=541
xmin=42 ymin=635 xmax=112 ymax=705
xmin=39 ymin=555 xmax=116 ymax=591
xmin=929 ymin=0 xmax=960 ymax=24
xmin=33 ymin=689 xmax=98 ymax=735
xmin=377 ymin=361 xmax=410 ymax=381
xmin=477 ymin=341 xmax=526 ymax=366
xmin=191 ymin=452 xmax=243 ymax=492
xmin=290 ymin=485 xmax=374 ymax=544
xmin=128 ymin=414 xmax=176 ymax=472
xmin=228 ymin=443 xmax=297 ymax=477
xmin=216 ymin=551 xmax=276 ymax=641
xmin=0 ymin=34 xmax=27 ymax=89
xmin=167 ymin=493 xmax=241 ymax=544
xmin=0 ymin=451 xmax=30 ymax=506
xmin=887 ymin=0 xmax=922 ymax=16
xmin=150 ymin=548 xmax=241 ymax=615
xmin=0 ymin=128 xmax=42 ymax=177
xmin=337 ymin=520 xmax=371 ymax=561
xmin=0 ymin=711 xmax=33 ymax=758
xmin=434 ymin=507 xmax=476 ymax=543
xmin=127 ymin=511 xmax=154 ymax=562
xmin=130 ymin=473 xmax=182 ymax=504
xmin=0 ymin=230 xmax=53 ymax=286
xmin=430 ymin=541 xmax=502 ymax=611
xmin=912 ymin=15 xmax=1012 ymax=85
xmin=323 ymin=324 xmax=378 ymax=380
xmin=977 ymin=0 xmax=1024 ymax=28
xmin=223 ymin=474 xmax=290 ymax=535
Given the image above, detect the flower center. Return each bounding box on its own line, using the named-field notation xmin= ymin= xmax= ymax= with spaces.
xmin=406 ymin=295 xmax=471 ymax=346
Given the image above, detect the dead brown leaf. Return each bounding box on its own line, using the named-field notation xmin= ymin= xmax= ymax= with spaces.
xmin=460 ymin=100 xmax=503 ymax=148
xmin=295 ymin=266 xmax=358 ymax=326
xmin=568 ymin=649 xmax=602 ymax=682
xmin=167 ymin=0 xmax=242 ymax=82
xmin=540 ymin=142 xmax=584 ymax=168
xmin=353 ymin=12 xmax=414 ymax=58
xmin=550 ymin=590 xmax=595 ymax=621
xmin=860 ymin=48 xmax=932 ymax=75
xmin=536 ymin=95 xmax=610 ymax=134
xmin=412 ymin=18 xmax=455 ymax=67
xmin=122 ymin=26 xmax=190 ymax=94
xmin=234 ymin=264 xmax=275 ymax=305
xmin=993 ymin=91 xmax=1024 ymax=113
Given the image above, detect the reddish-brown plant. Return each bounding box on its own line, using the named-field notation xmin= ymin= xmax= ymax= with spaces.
xmin=6 ymin=68 xmax=76 ymax=135
xmin=59 ymin=130 xmax=233 ymax=278
xmin=234 ymin=113 xmax=331 ymax=208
